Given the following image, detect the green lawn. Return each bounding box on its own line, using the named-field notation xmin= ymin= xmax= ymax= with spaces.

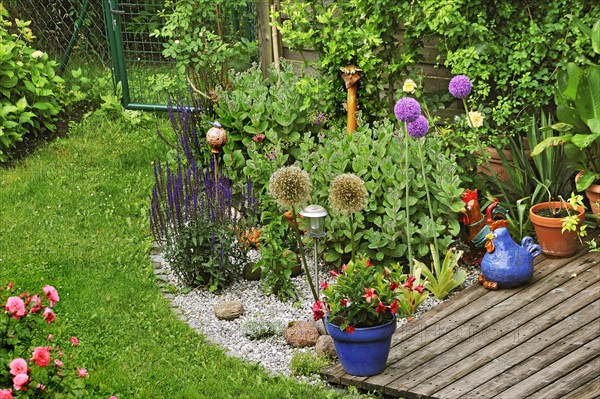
xmin=0 ymin=113 xmax=366 ymax=398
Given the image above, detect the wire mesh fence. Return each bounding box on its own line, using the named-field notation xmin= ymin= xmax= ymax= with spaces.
xmin=5 ymin=0 xmax=259 ymax=109
xmin=5 ymin=0 xmax=109 ymax=73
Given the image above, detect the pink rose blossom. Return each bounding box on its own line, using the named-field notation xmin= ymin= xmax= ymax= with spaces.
xmin=0 ymin=389 xmax=12 ymax=399
xmin=29 ymin=294 xmax=42 ymax=313
xmin=36 ymin=384 xmax=46 ymax=391
xmin=42 ymin=307 xmax=55 ymax=324
xmin=32 ymin=346 xmax=51 ymax=367
xmin=54 ymin=359 xmax=64 ymax=367
xmin=78 ymin=368 xmax=87 ymax=378
xmin=70 ymin=336 xmax=79 ymax=346
xmin=108 ymin=396 xmax=118 ymax=399
xmin=9 ymin=358 xmax=27 ymax=376
xmin=5 ymin=296 xmax=26 ymax=319
xmin=13 ymin=374 xmax=28 ymax=391
xmin=48 ymin=334 xmax=53 ymax=341
xmin=42 ymin=285 xmax=59 ymax=306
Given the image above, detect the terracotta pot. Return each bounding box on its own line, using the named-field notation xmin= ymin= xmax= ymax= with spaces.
xmin=476 ymin=144 xmax=531 ymax=183
xmin=575 ymin=171 xmax=600 ymax=216
xmin=529 ymin=202 xmax=585 ymax=257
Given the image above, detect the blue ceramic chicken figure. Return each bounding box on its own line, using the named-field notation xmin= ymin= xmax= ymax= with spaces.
xmin=479 ymin=220 xmax=542 ymax=290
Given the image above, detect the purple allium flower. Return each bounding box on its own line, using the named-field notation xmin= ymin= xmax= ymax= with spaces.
xmin=407 ymin=115 xmax=429 ymax=138
xmin=448 ymin=75 xmax=472 ymax=99
xmin=394 ymin=97 xmax=422 ymax=122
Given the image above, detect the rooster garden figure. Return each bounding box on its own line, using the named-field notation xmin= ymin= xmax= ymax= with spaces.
xmin=478 ymin=220 xmax=542 ymax=290
xmin=459 ymin=189 xmax=508 ymax=264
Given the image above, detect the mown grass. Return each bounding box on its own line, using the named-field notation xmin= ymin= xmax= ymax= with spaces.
xmin=0 ymin=113 xmax=373 ymax=398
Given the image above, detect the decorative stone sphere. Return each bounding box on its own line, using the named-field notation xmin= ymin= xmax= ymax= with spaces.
xmin=206 ymin=126 xmax=227 ymax=153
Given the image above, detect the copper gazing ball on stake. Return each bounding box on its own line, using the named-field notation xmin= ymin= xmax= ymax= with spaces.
xmin=341 ymin=65 xmax=362 ymax=134
xmin=206 ymin=121 xmax=227 ymax=189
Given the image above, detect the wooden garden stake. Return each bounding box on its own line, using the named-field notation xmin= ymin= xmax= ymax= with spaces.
xmin=341 ymin=65 xmax=362 ymax=134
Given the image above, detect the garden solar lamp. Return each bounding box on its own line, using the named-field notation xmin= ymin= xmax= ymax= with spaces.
xmin=300 ymin=205 xmax=328 ymax=296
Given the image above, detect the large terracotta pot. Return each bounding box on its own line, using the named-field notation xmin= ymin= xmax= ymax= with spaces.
xmin=575 ymin=171 xmax=600 ymax=216
xmin=529 ymin=202 xmax=586 ymax=257
xmin=476 ymin=144 xmax=531 ymax=183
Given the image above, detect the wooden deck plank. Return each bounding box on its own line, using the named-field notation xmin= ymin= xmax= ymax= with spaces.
xmin=562 ymin=375 xmax=600 ymax=399
xmin=362 ymin=253 xmax=599 ymax=395
xmin=320 ymin=233 xmax=600 ymax=398
xmin=492 ymin=336 xmax=600 ymax=398
xmin=529 ymin=355 xmax=600 ymax=399
xmin=434 ymin=301 xmax=600 ymax=398
xmin=412 ymin=281 xmax=600 ymax=398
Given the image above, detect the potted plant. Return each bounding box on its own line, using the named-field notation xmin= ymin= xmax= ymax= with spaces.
xmin=312 ymin=257 xmax=428 ymax=376
xmin=529 ymin=192 xmax=587 ymax=257
xmin=531 ymin=18 xmax=600 ymax=215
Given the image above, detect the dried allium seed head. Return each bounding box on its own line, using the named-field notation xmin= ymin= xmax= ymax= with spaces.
xmin=268 ymin=166 xmax=312 ymax=208
xmin=329 ymin=174 xmax=368 ymax=214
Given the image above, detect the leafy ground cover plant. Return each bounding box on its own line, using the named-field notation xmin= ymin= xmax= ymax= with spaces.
xmin=1 ymin=283 xmax=110 ymax=398
xmin=290 ymin=351 xmax=332 ymax=376
xmin=0 ymin=5 xmax=63 ymax=162
xmin=313 ymin=257 xmax=428 ymax=332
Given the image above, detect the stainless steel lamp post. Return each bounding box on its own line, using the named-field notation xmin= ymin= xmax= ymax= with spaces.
xmin=299 ymin=205 xmax=328 ymax=296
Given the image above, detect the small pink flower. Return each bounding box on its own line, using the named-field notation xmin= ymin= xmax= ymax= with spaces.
xmin=312 ymin=301 xmax=325 ymax=321
xmin=341 ymin=264 xmax=348 ymax=274
xmin=54 ymin=359 xmax=64 ymax=367
xmin=13 ymin=374 xmax=28 ymax=391
xmin=78 ymin=368 xmax=87 ymax=378
xmin=329 ymin=269 xmax=339 ymax=277
xmin=43 ymin=307 xmax=55 ymax=324
xmin=415 ymin=284 xmax=425 ymax=294
xmin=36 ymin=383 xmax=46 ymax=391
xmin=5 ymin=296 xmax=26 ymax=319
xmin=403 ymin=275 xmax=416 ymax=290
xmin=362 ymin=288 xmax=378 ymax=303
xmin=7 ymin=282 xmax=13 ymax=289
xmin=320 ymin=281 xmax=328 ymax=290
xmin=70 ymin=336 xmax=79 ymax=346
xmin=390 ymin=299 xmax=399 ymax=315
xmin=48 ymin=334 xmax=53 ymax=341
xmin=108 ymin=396 xmax=118 ymax=399
xmin=29 ymin=294 xmax=42 ymax=313
xmin=0 ymin=389 xmax=13 ymax=399
xmin=9 ymin=358 xmax=27 ymax=376
xmin=43 ymin=285 xmax=59 ymax=306
xmin=365 ymin=259 xmax=373 ymax=267
xmin=375 ymin=302 xmax=387 ymax=313
xmin=32 ymin=346 xmax=51 ymax=367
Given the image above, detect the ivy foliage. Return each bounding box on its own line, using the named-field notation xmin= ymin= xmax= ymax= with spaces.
xmin=276 ymin=0 xmax=599 ymax=136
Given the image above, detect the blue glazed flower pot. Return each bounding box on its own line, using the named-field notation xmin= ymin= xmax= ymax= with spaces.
xmin=325 ymin=315 xmax=397 ymax=376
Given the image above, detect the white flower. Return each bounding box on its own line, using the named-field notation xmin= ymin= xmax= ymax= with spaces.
xmin=467 ymin=111 xmax=484 ymax=128
xmin=402 ymin=79 xmax=417 ymax=94
xmin=174 ymin=40 xmax=180 ymax=44
xmin=31 ymin=50 xmax=44 ymax=59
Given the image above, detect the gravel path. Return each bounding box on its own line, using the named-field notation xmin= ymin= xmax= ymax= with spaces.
xmin=151 ymin=250 xmax=479 ymax=378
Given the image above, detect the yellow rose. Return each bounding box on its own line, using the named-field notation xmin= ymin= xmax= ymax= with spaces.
xmin=467 ymin=111 xmax=484 ymax=128
xmin=402 ymin=79 xmax=417 ymax=94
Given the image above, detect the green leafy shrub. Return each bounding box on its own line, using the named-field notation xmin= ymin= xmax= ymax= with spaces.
xmin=290 ymin=351 xmax=332 ymax=376
xmin=152 ymin=0 xmax=257 ymax=111
xmin=298 ymin=119 xmax=464 ymax=266
xmin=0 ymin=5 xmax=63 ymax=161
xmin=215 ymin=62 xmax=324 ymax=193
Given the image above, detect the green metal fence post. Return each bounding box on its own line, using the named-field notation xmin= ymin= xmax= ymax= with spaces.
xmin=59 ymin=0 xmax=91 ymax=76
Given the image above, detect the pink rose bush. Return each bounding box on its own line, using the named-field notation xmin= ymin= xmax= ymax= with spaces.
xmin=1 ymin=282 xmax=115 ymax=398
xmin=313 ymin=257 xmax=429 ymax=332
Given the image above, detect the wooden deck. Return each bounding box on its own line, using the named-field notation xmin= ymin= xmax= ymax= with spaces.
xmin=322 ymin=235 xmax=600 ymax=398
